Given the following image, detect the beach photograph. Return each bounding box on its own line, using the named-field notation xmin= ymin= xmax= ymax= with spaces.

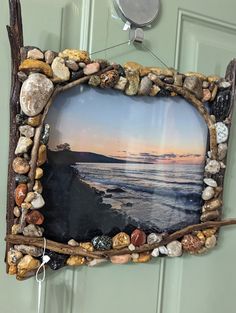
xmin=43 ymin=86 xmax=208 ymax=243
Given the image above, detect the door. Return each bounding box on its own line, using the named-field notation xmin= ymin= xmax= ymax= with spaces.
xmin=1 ymin=1 xmax=236 ymax=312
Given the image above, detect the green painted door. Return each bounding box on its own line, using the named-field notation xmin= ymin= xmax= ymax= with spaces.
xmin=1 ymin=1 xmax=236 ymax=312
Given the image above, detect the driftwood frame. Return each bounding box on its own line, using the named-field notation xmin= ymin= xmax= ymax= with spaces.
xmin=5 ymin=0 xmax=236 ymax=280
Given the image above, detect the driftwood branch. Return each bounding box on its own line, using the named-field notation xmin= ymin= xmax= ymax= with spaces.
xmin=27 ymin=91 xmax=59 ymax=190
xmin=6 ymin=219 xmax=236 ymax=258
xmin=6 ymin=0 xmax=24 ymax=270
xmin=152 ymin=77 xmax=218 ymax=159
xmin=57 ymin=65 xmax=115 ymax=93
xmin=27 ymin=65 xmax=115 ymax=190
xmin=225 ymin=58 xmax=236 ymax=120
xmin=6 ymin=235 xmax=103 ymax=259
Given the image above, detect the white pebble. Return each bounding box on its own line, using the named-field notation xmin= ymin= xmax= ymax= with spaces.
xmin=220 ymin=162 xmax=226 ymax=169
xmin=131 ymin=253 xmax=139 ymax=260
xmin=151 ymin=248 xmax=159 ymax=257
xmin=205 ymin=160 xmax=221 ymax=174
xmin=215 ymin=122 xmax=228 ymax=144
xmin=202 ymin=186 xmax=215 ymax=201
xmin=205 ymin=235 xmax=217 ymax=249
xmin=167 ymin=241 xmax=182 ymax=257
xmin=88 ymin=258 xmax=108 ymax=267
xmin=128 ymin=244 xmax=135 ymax=251
xmin=159 ymin=246 xmax=168 ymax=255
xmin=203 ymin=178 xmax=217 ymax=187
xmin=31 ymin=192 xmax=45 ymax=209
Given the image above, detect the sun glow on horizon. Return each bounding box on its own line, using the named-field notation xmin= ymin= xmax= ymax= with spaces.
xmin=46 ymin=86 xmax=208 ymax=166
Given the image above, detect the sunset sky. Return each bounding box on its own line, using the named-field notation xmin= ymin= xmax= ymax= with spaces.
xmin=46 ymin=85 xmax=208 ymax=164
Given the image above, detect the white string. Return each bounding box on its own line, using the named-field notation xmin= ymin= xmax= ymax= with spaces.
xmin=35 ymin=238 xmax=50 ymax=313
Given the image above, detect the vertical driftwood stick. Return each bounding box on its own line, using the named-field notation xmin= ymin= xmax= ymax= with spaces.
xmin=5 ymin=0 xmax=24 ymax=271
xmin=225 ymin=59 xmax=236 ymax=120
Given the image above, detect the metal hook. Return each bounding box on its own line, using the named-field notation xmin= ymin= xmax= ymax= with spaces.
xmin=129 ymin=27 xmax=144 ymax=44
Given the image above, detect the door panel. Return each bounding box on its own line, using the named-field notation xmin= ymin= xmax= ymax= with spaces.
xmin=177 ymin=10 xmax=236 ymax=75
xmin=1 ymin=1 xmax=236 ymax=313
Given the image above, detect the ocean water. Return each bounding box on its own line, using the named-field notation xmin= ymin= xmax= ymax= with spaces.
xmin=75 ymin=163 xmax=204 ymax=231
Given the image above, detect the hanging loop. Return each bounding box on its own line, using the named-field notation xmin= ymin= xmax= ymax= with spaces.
xmin=129 ymin=27 xmax=144 ymax=43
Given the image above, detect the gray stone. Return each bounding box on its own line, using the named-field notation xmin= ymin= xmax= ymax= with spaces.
xmin=114 ymin=76 xmax=128 ymax=91
xmin=15 ymin=174 xmax=29 ymax=184
xmin=174 ymin=74 xmax=183 ymax=86
xmin=31 ymin=192 xmax=45 ymax=209
xmin=17 ymin=71 xmax=28 ymax=82
xmin=65 ymin=59 xmax=79 ymax=71
xmin=203 ymin=178 xmax=217 ymax=187
xmin=27 ymin=48 xmax=44 ymax=60
xmin=23 ymin=153 xmax=30 ymax=160
xmin=219 ymin=81 xmax=231 ymax=89
xmin=200 ymin=210 xmax=220 ymax=222
xmin=202 ymin=186 xmax=215 ymax=200
xmin=167 ymin=241 xmax=182 ymax=257
xmin=20 ymin=73 xmax=54 ymax=117
xmin=164 ymin=77 xmax=174 ymax=84
xmin=13 ymin=206 xmax=21 ymax=218
xmin=15 ymin=137 xmax=33 ymax=155
xmin=202 ymin=81 xmax=210 ymax=88
xmin=125 ymin=69 xmax=140 ymax=96
xmin=51 ymin=57 xmax=70 ymax=82
xmin=14 ymin=244 xmax=43 ymax=257
xmin=7 ymin=249 xmax=23 ymax=265
xmin=205 ymin=160 xmax=221 ymax=174
xmin=19 ymin=125 xmax=35 ymax=138
xmin=183 ymin=76 xmax=203 ymax=99
xmin=23 ymin=224 xmax=43 ymax=237
xmin=78 ymin=62 xmax=86 ymax=68
xmin=41 ymin=124 xmax=50 ymax=145
xmin=138 ymin=76 xmax=153 ymax=95
xmin=218 ymin=143 xmax=227 ymax=160
xmin=205 ymin=235 xmax=217 ymax=249
xmin=147 ymin=233 xmax=163 ymax=245
xmin=45 ymin=50 xmax=57 ymax=64
xmin=88 ymin=75 xmax=101 ymax=87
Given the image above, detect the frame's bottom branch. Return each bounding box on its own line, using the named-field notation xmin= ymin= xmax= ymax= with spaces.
xmin=5 ymin=218 xmax=236 ymax=280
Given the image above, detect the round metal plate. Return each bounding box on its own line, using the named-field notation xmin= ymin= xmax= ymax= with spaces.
xmin=114 ymin=0 xmax=160 ymax=27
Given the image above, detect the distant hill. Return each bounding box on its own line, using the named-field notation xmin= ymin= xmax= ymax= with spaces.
xmin=48 ymin=149 xmax=145 ymax=165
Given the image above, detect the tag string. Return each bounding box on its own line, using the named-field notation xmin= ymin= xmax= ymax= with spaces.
xmin=90 ymin=40 xmax=169 ymax=69
xmin=36 ymin=238 xmax=50 ymax=313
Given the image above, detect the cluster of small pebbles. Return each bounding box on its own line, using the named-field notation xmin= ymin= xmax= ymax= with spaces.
xmin=8 ymin=46 xmax=232 ymax=279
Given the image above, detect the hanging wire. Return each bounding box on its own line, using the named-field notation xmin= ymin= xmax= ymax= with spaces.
xmin=90 ymin=41 xmax=129 ymax=56
xmin=141 ymin=43 xmax=169 ymax=69
xmin=89 ymin=40 xmax=169 ymax=69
